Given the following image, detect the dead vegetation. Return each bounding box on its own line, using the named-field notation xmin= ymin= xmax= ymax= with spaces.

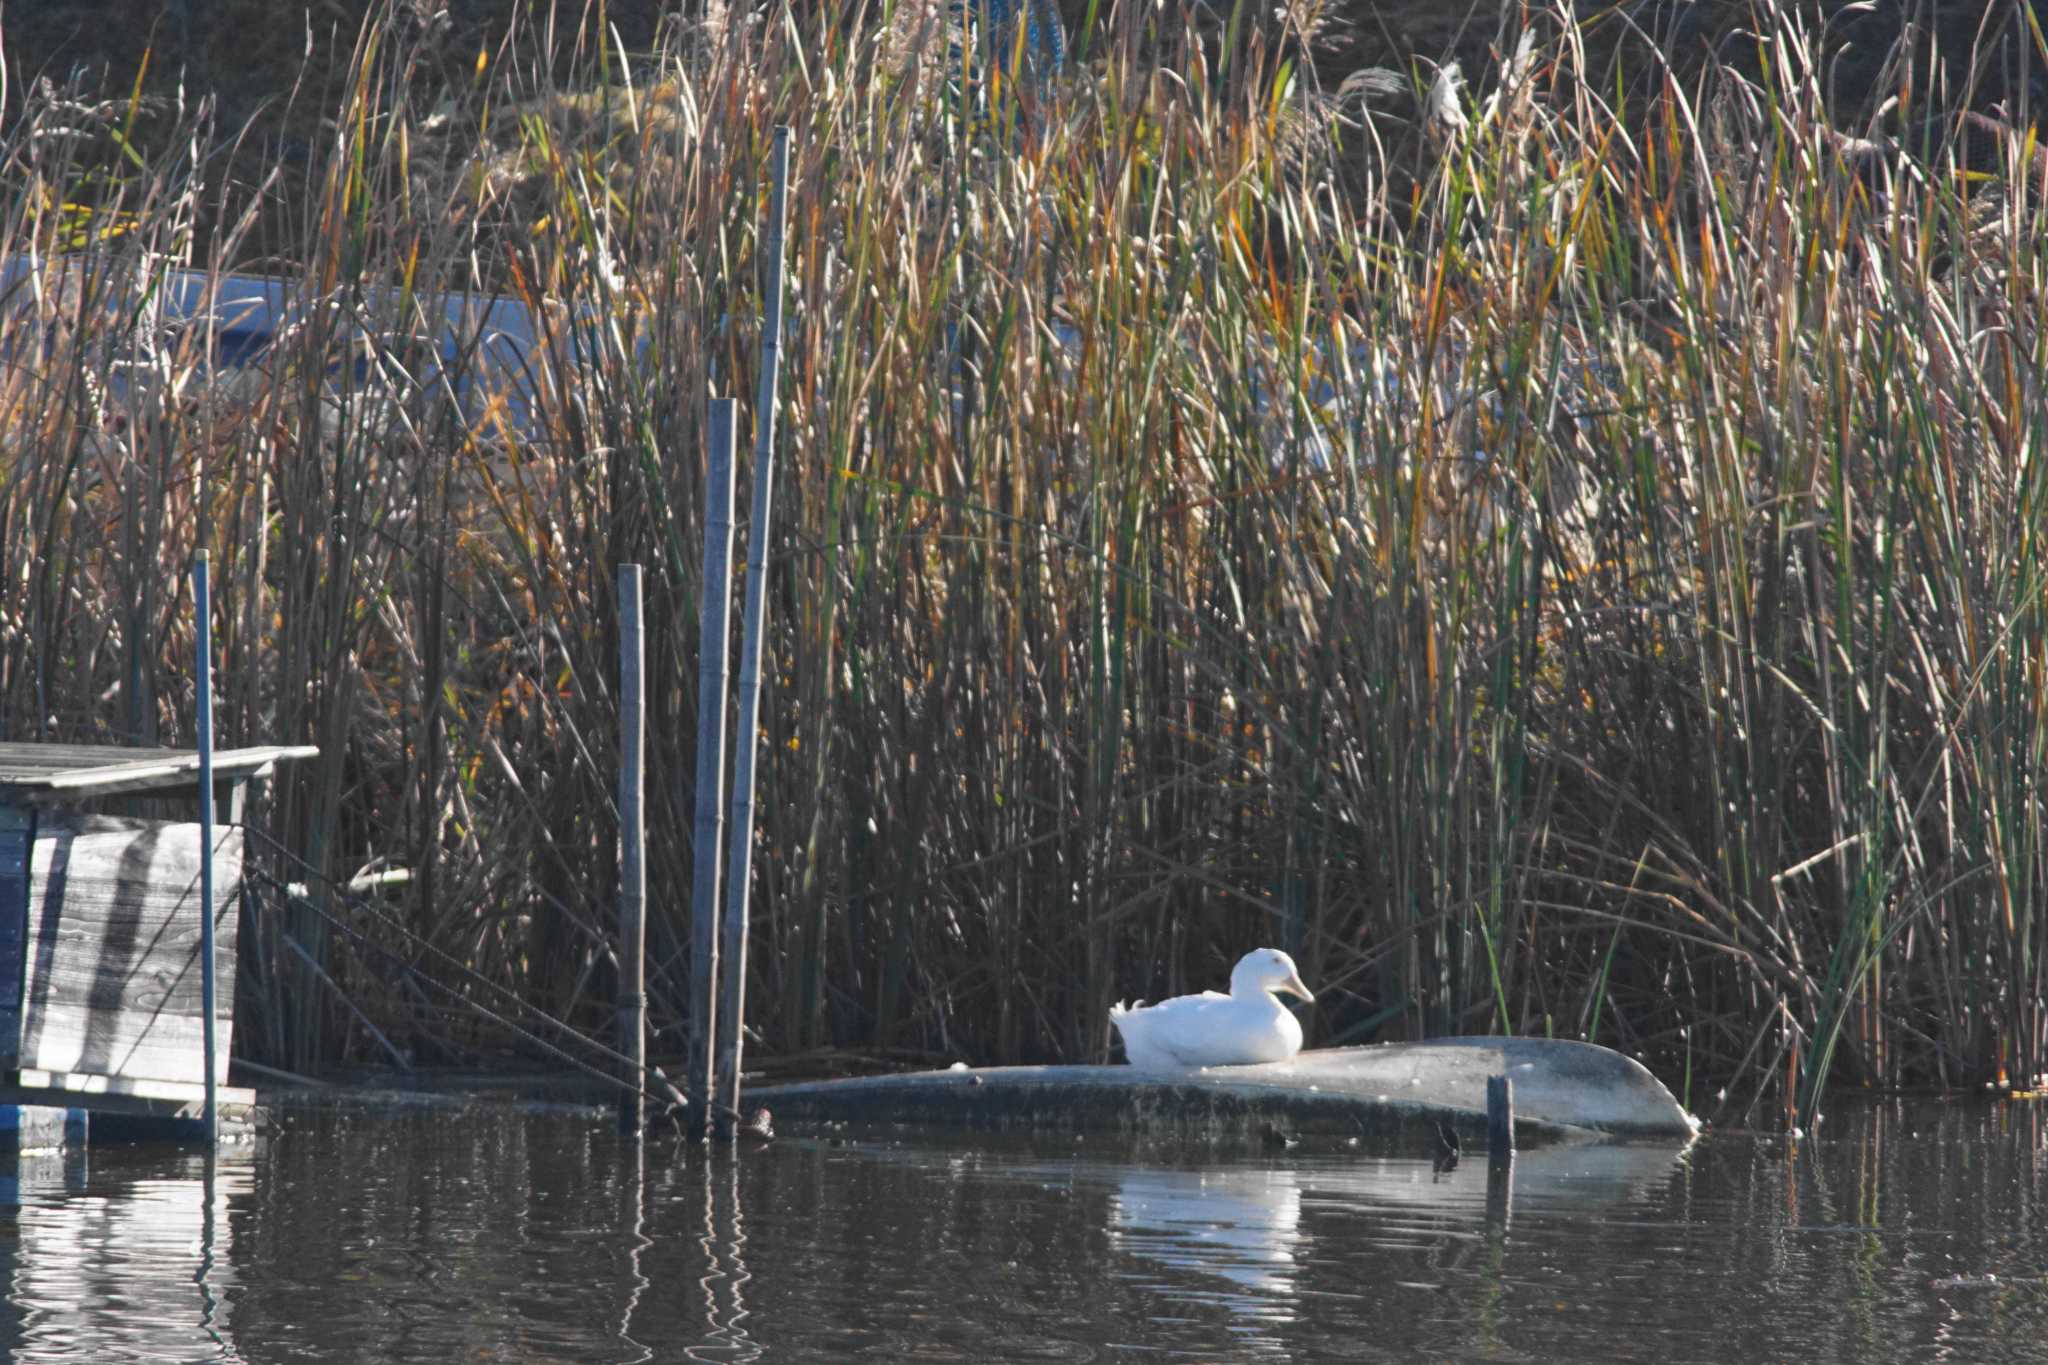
xmin=2 ymin=1 xmax=2046 ymax=1127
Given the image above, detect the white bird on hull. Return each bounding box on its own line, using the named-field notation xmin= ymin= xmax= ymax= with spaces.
xmin=1109 ymin=949 xmax=1316 ymax=1070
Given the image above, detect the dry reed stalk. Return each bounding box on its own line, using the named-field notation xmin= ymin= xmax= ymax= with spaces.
xmin=1 ymin=1 xmax=2045 ymax=1114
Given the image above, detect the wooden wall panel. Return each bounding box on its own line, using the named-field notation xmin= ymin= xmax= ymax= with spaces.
xmin=0 ymin=804 xmax=30 ymax=1066
xmin=17 ymin=813 xmax=241 ymax=1086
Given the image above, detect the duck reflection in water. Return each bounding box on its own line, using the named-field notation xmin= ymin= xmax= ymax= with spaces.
xmin=1108 ymin=1166 xmax=1306 ymax=1307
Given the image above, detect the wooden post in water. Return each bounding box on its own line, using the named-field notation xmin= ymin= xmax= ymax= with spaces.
xmin=1485 ymin=1144 xmax=1514 ymax=1228
xmin=1486 ymin=1073 xmax=1515 ymax=1162
xmin=689 ymin=402 xmax=739 ymax=1139
xmin=617 ymin=563 xmax=647 ymax=1134
xmin=193 ymin=549 xmax=219 ymax=1147
xmin=716 ymin=124 xmax=793 ymax=1141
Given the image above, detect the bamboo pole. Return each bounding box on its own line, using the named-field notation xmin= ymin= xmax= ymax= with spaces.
xmin=717 ymin=125 xmax=793 ymax=1141
xmin=194 ymin=549 xmax=219 ymax=1147
xmin=617 ymin=562 xmax=647 ymax=1134
xmin=690 ymin=400 xmax=739 ymax=1139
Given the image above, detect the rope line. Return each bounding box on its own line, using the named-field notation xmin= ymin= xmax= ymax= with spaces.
xmin=239 ymin=827 xmax=733 ymax=1126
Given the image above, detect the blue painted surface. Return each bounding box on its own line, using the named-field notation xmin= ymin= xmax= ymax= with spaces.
xmin=950 ymin=0 xmax=1067 ymax=105
xmin=0 ymin=1104 xmax=84 ymax=1151
xmin=0 ymin=809 xmax=28 ymax=1067
xmin=977 ymin=0 xmax=1067 ymax=80
xmin=0 ymin=254 xmax=545 ymax=431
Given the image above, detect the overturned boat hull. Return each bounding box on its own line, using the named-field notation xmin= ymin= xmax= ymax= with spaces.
xmin=749 ymin=1038 xmax=1698 ymax=1141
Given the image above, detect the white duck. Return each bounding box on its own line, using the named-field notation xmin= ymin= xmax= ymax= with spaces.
xmin=1109 ymin=948 xmax=1316 ymax=1070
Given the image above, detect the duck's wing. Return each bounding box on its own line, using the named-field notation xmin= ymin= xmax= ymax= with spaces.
xmin=1110 ymin=990 xmax=1226 ymax=1027
xmin=1113 ymin=991 xmax=1237 ymax=1069
xmin=1158 ymin=992 xmax=1247 ymax=1065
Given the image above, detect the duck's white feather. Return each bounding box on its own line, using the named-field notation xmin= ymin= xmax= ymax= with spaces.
xmin=1109 ymin=949 xmax=1314 ymax=1071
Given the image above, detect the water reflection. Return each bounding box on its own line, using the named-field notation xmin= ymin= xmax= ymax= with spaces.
xmin=14 ymin=1100 xmax=2048 ymax=1361
xmin=689 ymin=1150 xmax=759 ymax=1363
xmin=617 ymin=1138 xmax=653 ymax=1365
xmin=1308 ymin=1137 xmax=1691 ymax=1219
xmin=1094 ymin=1141 xmax=1692 ymax=1333
xmin=1110 ymin=1165 xmax=1305 ymax=1300
xmin=0 ymin=1147 xmax=251 ymax=1363
xmin=196 ymin=1153 xmax=229 ymax=1352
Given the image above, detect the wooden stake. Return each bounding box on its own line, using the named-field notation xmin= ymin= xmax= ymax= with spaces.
xmin=617 ymin=562 xmax=647 ymax=1134
xmin=689 ymin=402 xmax=738 ymax=1138
xmin=194 ymin=549 xmax=219 ymax=1147
xmin=1486 ymin=1073 xmax=1514 ymax=1162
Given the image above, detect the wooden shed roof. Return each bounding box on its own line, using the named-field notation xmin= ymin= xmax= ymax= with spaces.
xmin=0 ymin=742 xmax=319 ymax=802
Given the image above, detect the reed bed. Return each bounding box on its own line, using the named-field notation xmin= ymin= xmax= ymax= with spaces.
xmin=2 ymin=0 xmax=2044 ymax=1122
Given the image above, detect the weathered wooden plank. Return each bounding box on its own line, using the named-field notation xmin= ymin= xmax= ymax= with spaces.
xmin=18 ymin=813 xmax=242 ymax=1086
xmin=2 ymin=1072 xmax=263 ymax=1144
xmin=0 ymin=743 xmax=318 ymax=801
xmin=0 ymin=740 xmax=312 ymax=775
xmin=0 ymin=742 xmax=194 ymax=773
xmin=9 ymin=1069 xmax=254 ymax=1107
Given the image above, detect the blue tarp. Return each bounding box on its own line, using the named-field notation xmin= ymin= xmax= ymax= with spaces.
xmin=0 ymin=254 xmax=546 ymax=433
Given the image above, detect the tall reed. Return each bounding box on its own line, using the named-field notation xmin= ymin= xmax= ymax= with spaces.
xmin=2 ymin=0 xmax=2044 ymax=1118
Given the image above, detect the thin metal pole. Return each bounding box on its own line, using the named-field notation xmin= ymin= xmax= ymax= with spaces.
xmin=689 ymin=400 xmax=738 ymax=1140
xmin=617 ymin=563 xmax=647 ymax=1134
xmin=1487 ymin=1073 xmax=1515 ymax=1162
xmin=194 ymin=549 xmax=218 ymax=1146
xmin=717 ymin=124 xmax=793 ymax=1141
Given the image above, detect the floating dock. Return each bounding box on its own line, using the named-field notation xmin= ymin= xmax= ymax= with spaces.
xmin=0 ymin=741 xmax=317 ymax=1144
xmin=749 ymin=1038 xmax=1699 ymax=1142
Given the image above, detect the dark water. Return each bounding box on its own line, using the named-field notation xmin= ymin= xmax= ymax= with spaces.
xmin=5 ymin=1093 xmax=2048 ymax=1362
